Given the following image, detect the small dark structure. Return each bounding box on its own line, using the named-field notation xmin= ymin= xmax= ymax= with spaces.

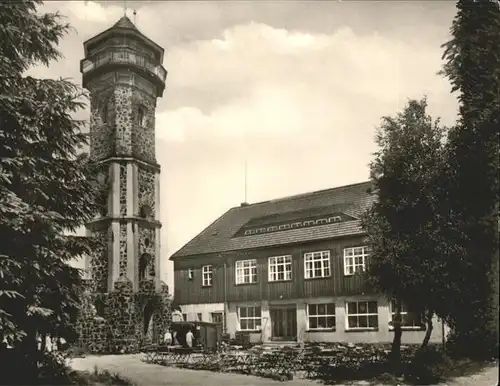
xmin=171 ymin=321 xmax=222 ymax=352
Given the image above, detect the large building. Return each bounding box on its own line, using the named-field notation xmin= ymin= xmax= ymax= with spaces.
xmin=171 ymin=182 xmax=444 ymax=344
xmin=77 ymin=15 xmax=171 ymax=353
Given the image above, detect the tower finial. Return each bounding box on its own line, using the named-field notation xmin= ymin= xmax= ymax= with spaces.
xmin=133 ymin=9 xmax=137 ymax=25
xmin=123 ymin=0 xmax=127 ymax=16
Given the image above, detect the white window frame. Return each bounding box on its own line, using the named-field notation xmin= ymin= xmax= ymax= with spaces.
xmin=389 ymin=300 xmax=424 ymax=330
xmin=268 ymin=255 xmax=292 ymax=282
xmin=345 ymin=300 xmax=379 ymax=330
xmin=307 ymin=303 xmax=336 ymax=331
xmin=202 ymin=265 xmax=213 ymax=287
xmin=238 ymin=306 xmax=262 ymax=331
xmin=210 ymin=312 xmax=224 ymax=325
xmin=304 ymin=251 xmax=331 ymax=279
xmin=343 ymin=246 xmax=369 ymax=276
xmin=235 ymin=259 xmax=257 ymax=285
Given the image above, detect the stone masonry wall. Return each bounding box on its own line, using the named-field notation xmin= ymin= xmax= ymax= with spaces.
xmin=131 ymin=88 xmax=156 ymax=163
xmin=88 ymin=229 xmax=108 ymax=293
xmin=138 ymin=226 xmax=155 ymax=277
xmin=119 ymin=163 xmax=127 ymax=216
xmin=88 ymin=76 xmax=159 ymax=163
xmin=115 ymin=86 xmax=133 ymax=156
xmin=138 ymin=167 xmax=155 ymax=217
xmin=119 ymin=224 xmax=127 ymax=277
xmin=76 ymin=291 xmax=111 ymax=353
xmin=76 ymin=279 xmax=172 ymax=354
xmin=89 ymin=84 xmax=116 ymax=162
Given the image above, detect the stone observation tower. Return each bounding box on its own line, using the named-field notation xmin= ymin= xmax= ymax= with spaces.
xmin=77 ymin=15 xmax=171 ymax=353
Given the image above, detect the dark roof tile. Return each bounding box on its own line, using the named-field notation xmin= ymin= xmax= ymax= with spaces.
xmin=170 ymin=181 xmax=374 ymax=259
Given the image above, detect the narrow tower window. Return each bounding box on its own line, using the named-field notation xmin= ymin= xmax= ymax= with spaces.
xmin=94 ymin=298 xmax=106 ymax=317
xmin=140 ymin=205 xmax=152 ymax=218
xmin=143 ymin=301 xmax=154 ymax=336
xmin=139 ymin=253 xmax=151 ymax=281
xmin=101 ymin=101 xmax=108 ymax=123
xmin=137 ymin=106 xmax=147 ymax=127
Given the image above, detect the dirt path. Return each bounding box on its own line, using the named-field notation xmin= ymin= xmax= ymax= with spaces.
xmin=70 ymin=354 xmax=498 ymax=386
xmin=70 ymin=354 xmax=317 ymax=386
xmin=444 ymin=364 xmax=498 ymax=386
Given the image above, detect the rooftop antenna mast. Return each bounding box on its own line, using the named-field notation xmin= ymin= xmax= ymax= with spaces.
xmin=244 ymin=158 xmax=248 ymax=203
xmin=123 ymin=0 xmax=127 ymax=15
xmin=133 ymin=9 xmax=137 ymax=24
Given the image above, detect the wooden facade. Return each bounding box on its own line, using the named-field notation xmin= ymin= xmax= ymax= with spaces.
xmin=173 ymin=235 xmax=373 ymax=305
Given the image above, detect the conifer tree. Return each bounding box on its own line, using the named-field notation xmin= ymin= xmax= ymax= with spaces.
xmin=440 ymin=0 xmax=499 ymax=359
xmin=0 ymin=1 xmax=98 ymax=381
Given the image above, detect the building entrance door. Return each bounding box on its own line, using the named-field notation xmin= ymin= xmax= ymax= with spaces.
xmin=270 ymin=307 xmax=297 ymax=341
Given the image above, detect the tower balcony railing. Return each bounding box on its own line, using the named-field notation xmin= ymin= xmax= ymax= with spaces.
xmin=81 ymin=48 xmax=167 ymax=84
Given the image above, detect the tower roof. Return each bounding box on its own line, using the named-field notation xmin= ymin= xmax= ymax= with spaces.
xmin=83 ymin=15 xmax=164 ymax=62
xmin=112 ymin=15 xmax=138 ymax=31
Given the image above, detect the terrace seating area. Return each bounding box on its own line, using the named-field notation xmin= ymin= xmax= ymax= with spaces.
xmin=140 ymin=341 xmax=420 ymax=382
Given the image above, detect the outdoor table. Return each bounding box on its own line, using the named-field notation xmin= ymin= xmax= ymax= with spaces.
xmin=141 ymin=344 xmax=173 ymax=363
xmin=300 ymin=349 xmax=339 ymax=378
xmin=221 ymin=351 xmax=252 ymax=373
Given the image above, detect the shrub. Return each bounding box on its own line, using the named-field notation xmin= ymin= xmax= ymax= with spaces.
xmin=36 ymin=351 xmax=74 ymax=385
xmin=71 ymin=367 xmax=135 ymax=386
xmin=446 ymin=327 xmax=499 ymax=361
xmin=404 ymin=346 xmax=449 ymax=385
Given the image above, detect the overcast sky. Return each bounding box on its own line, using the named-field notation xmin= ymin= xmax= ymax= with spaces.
xmin=33 ymin=1 xmax=458 ymax=290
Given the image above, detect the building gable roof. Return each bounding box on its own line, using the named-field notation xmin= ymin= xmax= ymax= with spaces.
xmin=170 ymin=181 xmax=375 ymax=259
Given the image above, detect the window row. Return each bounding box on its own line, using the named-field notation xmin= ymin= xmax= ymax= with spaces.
xmin=237 ymin=300 xmax=423 ymax=332
xmin=242 ymin=215 xmax=342 ymax=236
xmin=190 ymin=246 xmax=369 ymax=286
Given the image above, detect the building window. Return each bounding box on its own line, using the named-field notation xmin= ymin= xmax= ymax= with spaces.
xmin=137 ymin=105 xmax=147 ymax=127
xmin=188 ymin=268 xmax=194 ymax=280
xmin=346 ymin=301 xmax=378 ymax=330
xmin=307 ymin=303 xmax=336 ymax=330
xmin=202 ymin=265 xmax=213 ymax=286
xmin=182 ymin=313 xmax=187 ymax=321
xmin=304 ymin=251 xmax=331 ymax=279
xmin=344 ymin=246 xmax=369 ymax=275
xmin=268 ymin=255 xmax=292 ymax=282
xmin=235 ymin=259 xmax=257 ymax=284
xmin=389 ymin=300 xmax=424 ymax=329
xmin=238 ymin=306 xmax=261 ymax=331
xmin=197 ymin=313 xmax=202 ymax=321
xmin=211 ymin=312 xmax=224 ymax=326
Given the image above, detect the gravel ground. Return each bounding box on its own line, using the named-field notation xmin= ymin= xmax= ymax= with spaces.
xmin=443 ymin=364 xmax=498 ymax=386
xmin=70 ymin=354 xmax=499 ymax=386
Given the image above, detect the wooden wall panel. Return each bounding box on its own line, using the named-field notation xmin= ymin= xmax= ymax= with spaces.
xmin=173 ymin=235 xmax=374 ymax=305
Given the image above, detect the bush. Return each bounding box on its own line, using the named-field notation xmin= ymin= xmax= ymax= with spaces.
xmin=446 ymin=327 xmax=499 ymax=361
xmin=0 ymin=350 xmax=73 ymax=385
xmin=37 ymin=351 xmax=74 ymax=385
xmin=404 ymin=346 xmax=449 ymax=385
xmin=71 ymin=366 xmax=136 ymax=386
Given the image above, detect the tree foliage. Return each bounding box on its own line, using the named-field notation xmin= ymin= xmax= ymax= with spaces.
xmin=361 ymin=98 xmax=448 ymax=366
xmin=440 ymin=0 xmax=500 ymax=359
xmin=0 ymin=0 xmax=99 ymax=382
